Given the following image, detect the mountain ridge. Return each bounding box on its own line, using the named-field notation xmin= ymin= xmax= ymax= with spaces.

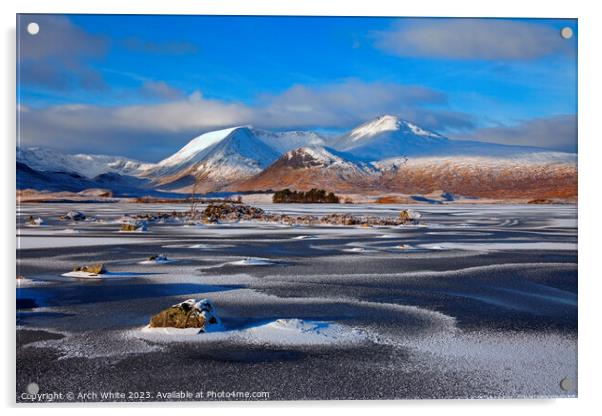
xmin=16 ymin=115 xmax=578 ymax=199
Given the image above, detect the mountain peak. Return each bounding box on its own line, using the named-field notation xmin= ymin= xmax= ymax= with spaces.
xmin=251 ymin=128 xmax=326 ymax=153
xmin=347 ymin=115 xmax=402 ymax=141
xmin=347 ymin=115 xmax=443 ymax=143
xmin=283 ymin=146 xmax=345 ymax=167
xmin=155 ymin=125 xmax=250 ymax=169
xmin=332 ymin=117 xmax=449 ymax=161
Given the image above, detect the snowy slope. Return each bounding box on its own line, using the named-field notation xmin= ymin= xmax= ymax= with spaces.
xmin=251 ymin=128 xmax=326 ymax=153
xmin=148 ymin=126 xmax=242 ymax=174
xmin=332 ymin=115 xmax=448 ymax=160
xmin=16 ymin=146 xmax=153 ymax=178
xmin=185 ymin=127 xmax=280 ymax=176
xmin=279 ymin=146 xmax=372 ymax=172
xmin=338 ymin=114 xmax=444 ymax=145
xmin=373 ymin=154 xmax=577 ymax=199
xmin=332 ymin=114 xmax=574 ymax=163
xmin=146 ymin=126 xmax=281 ymax=192
xmin=232 ymin=146 xmax=376 ymax=192
xmin=376 ymin=152 xmax=577 ymax=171
xmin=16 ymin=161 xmax=179 ymax=197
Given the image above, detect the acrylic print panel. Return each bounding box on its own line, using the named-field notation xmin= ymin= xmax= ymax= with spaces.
xmin=16 ymin=14 xmax=577 ymax=402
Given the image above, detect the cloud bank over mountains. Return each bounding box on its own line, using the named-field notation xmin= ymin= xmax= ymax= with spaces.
xmin=17 ymin=15 xmax=577 ymax=160
xmin=19 ymin=80 xmax=479 ymax=159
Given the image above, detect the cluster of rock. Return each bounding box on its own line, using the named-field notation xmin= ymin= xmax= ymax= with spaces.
xmin=149 ymin=299 xmax=221 ymax=332
xmin=201 ymin=202 xmax=266 ymax=223
xmin=148 ymin=254 xmax=169 ymax=262
xmin=527 ymin=198 xmax=555 ymax=204
xmin=120 ymin=220 xmax=148 ymax=232
xmin=61 ymin=211 xmax=86 ymax=221
xmin=319 ymin=212 xmax=418 ymax=226
xmin=25 ymin=215 xmax=44 ymax=226
xmin=72 ymin=263 xmax=107 ymax=275
xmin=127 ymin=211 xmax=187 ymax=224
xmin=197 ymin=202 xmax=420 ymax=227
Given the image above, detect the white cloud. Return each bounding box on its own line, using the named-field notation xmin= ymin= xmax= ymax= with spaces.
xmin=374 ymin=19 xmax=575 ymax=60
xmin=18 ymin=80 xmax=475 ymax=159
xmin=450 ymin=114 xmax=577 ymax=152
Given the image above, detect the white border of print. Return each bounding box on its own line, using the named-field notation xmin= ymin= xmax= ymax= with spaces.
xmin=1 ymin=1 xmax=600 ymax=415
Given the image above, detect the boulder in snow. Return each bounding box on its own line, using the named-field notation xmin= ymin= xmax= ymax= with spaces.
xmin=62 ymin=211 xmax=86 ymax=221
xmin=72 ymin=263 xmax=107 ymax=275
xmin=399 ymin=209 xmax=421 ymax=224
xmin=139 ymin=254 xmax=174 ymax=264
xmin=25 ymin=216 xmax=44 ymax=226
xmin=149 ymin=299 xmax=221 ymax=331
xmin=120 ymin=220 xmax=148 ymax=232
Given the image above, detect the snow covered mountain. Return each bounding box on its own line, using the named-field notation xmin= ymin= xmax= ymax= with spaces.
xmin=16 ymin=115 xmax=578 ymax=199
xmin=331 ymin=114 xmax=574 ymax=163
xmin=233 ymin=146 xmax=376 ymax=193
xmin=16 ymin=146 xmax=153 ymax=178
xmin=234 ymin=116 xmax=576 ymax=198
xmin=15 ymin=160 xmax=180 ymax=197
xmin=251 ymin=128 xmax=326 ymax=153
xmin=142 ymin=126 xmax=280 ymax=192
xmin=331 ymin=115 xmax=449 ymax=160
xmin=257 ymin=146 xmax=373 ymax=174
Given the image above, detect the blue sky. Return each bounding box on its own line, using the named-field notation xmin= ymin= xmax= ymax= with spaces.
xmin=17 ymin=14 xmax=577 ymax=161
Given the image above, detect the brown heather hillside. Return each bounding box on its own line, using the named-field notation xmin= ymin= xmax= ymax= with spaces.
xmin=231 ymin=156 xmax=577 ymax=201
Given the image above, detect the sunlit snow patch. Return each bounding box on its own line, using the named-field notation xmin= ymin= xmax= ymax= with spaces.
xmin=16 ymin=277 xmax=50 ymax=287
xmin=423 ymin=244 xmax=445 ymax=250
xmin=378 ymin=234 xmax=398 ymax=238
xmin=419 ymin=241 xmax=576 ymax=251
xmin=61 ymin=271 xmax=139 ymax=279
xmin=343 ymin=247 xmax=367 ymax=253
xmin=229 ymin=257 xmax=274 ymax=266
xmin=138 ymin=254 xmax=175 ymax=265
xmin=136 ymin=319 xmax=368 ymax=346
xmin=161 ymin=243 xmax=234 ymax=250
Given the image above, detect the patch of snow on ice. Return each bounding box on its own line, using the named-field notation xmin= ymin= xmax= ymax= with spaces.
xmin=61 ymin=271 xmax=139 ymax=279
xmin=16 ymin=277 xmax=50 ymax=287
xmin=343 ymin=247 xmax=366 ymax=253
xmin=229 ymin=257 xmax=274 ymax=266
xmin=136 ymin=319 xmax=369 ymax=346
xmin=138 ymin=257 xmax=176 ymax=265
xmin=419 ymin=242 xmax=576 ymax=251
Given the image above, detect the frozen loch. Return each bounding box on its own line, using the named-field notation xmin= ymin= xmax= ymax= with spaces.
xmin=16 ymin=202 xmax=577 ymax=400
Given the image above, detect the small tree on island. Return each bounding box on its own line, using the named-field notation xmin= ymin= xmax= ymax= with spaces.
xmin=189 ymin=175 xmax=201 ymax=218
